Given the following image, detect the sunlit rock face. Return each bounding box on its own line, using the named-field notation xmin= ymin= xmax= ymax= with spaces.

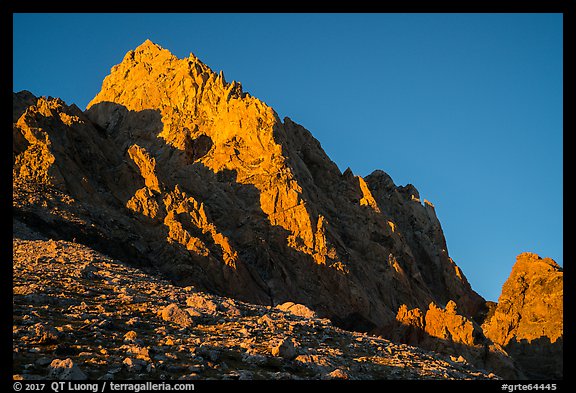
xmin=386 ymin=301 xmax=524 ymax=379
xmin=482 ymin=253 xmax=563 ymax=379
xmin=13 ymin=40 xmax=484 ymax=338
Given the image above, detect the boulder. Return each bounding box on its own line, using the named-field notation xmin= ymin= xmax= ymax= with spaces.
xmin=47 ymin=358 xmax=87 ymax=380
xmin=275 ymin=302 xmax=317 ymax=319
xmin=158 ymin=303 xmax=194 ymax=328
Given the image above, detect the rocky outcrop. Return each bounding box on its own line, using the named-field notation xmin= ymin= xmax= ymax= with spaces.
xmin=423 ymin=301 xmax=482 ymax=347
xmin=482 ymin=253 xmax=563 ymax=379
xmin=12 ymin=40 xmax=485 ymax=336
xmin=387 ymin=301 xmax=522 ymax=379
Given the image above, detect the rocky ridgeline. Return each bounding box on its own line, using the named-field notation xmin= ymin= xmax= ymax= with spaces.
xmin=13 ymin=226 xmax=497 ymax=381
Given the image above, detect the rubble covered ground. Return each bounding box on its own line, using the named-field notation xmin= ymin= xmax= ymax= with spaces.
xmin=13 ymin=221 xmax=497 ymax=381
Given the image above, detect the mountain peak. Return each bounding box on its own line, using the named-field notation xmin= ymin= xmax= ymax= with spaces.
xmin=114 ymin=40 xmax=178 ymax=75
xmin=515 ymin=251 xmax=562 ymax=271
xmin=82 ymin=43 xmax=485 ymax=327
xmin=15 ymin=40 xmax=560 ymax=379
xmin=136 ymin=38 xmax=159 ymax=49
xmin=516 ymin=251 xmax=542 ymax=262
xmin=88 ymin=41 xmax=220 ymax=114
xmin=132 ymin=39 xmax=170 ymax=56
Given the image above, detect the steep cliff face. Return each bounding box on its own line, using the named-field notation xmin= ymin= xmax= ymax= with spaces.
xmin=482 ymin=253 xmax=563 ymax=379
xmin=13 ymin=40 xmax=484 ymax=336
xmin=365 ymin=170 xmax=484 ymax=316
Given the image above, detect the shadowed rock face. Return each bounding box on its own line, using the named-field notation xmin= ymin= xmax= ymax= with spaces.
xmin=16 ymin=40 xmax=565 ymax=380
xmin=482 ymin=253 xmax=563 ymax=379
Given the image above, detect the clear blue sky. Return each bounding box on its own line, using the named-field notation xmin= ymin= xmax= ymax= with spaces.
xmin=13 ymin=13 xmax=563 ymax=302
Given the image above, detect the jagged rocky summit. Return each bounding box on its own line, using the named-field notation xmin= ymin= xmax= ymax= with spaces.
xmin=13 ymin=40 xmax=562 ymax=379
